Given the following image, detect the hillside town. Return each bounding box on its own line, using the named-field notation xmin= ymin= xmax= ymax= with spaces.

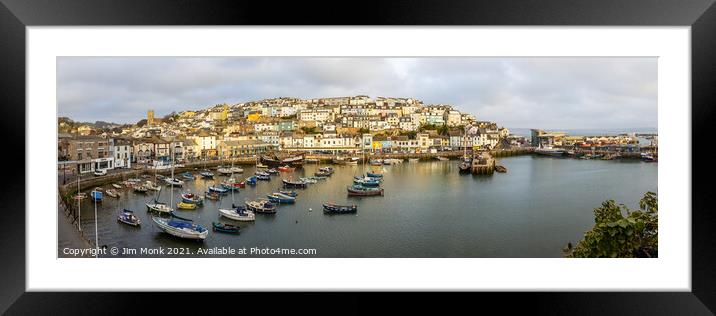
xmin=58 ymin=95 xmax=653 ymax=175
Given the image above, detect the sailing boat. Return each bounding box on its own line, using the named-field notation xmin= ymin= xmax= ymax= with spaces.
xmin=146 ymin=148 xmax=175 ymax=214
xmin=218 ymin=171 xmax=255 ymax=221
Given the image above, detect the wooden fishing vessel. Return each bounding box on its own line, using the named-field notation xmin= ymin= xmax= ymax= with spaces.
xmin=322 ymin=203 xmax=357 ymax=214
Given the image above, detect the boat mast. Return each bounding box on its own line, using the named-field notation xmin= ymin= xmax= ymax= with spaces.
xmin=170 ymin=146 xmax=174 ymax=208
xmin=93 ymin=189 xmax=99 ymax=257
xmin=77 ymin=172 xmax=81 ymax=231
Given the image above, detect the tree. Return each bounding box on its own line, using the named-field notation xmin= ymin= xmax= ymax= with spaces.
xmin=564 ymin=192 xmax=658 ymax=258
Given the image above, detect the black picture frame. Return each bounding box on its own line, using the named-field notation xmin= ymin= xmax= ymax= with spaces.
xmin=1 ymin=0 xmax=714 ymax=314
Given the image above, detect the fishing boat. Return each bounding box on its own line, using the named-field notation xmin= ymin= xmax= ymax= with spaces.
xmin=181 ymin=172 xmax=195 ymax=180
xmin=245 ymin=199 xmax=277 ymax=214
xmin=176 ymin=201 xmax=197 ymax=210
xmin=267 ymin=168 xmax=279 ymax=175
xmin=145 ymin=181 xmax=161 ymax=191
xmin=105 ymin=189 xmax=120 ymax=198
xmin=244 ymin=176 xmax=257 ymax=186
xmin=535 ymin=146 xmax=565 ymax=157
xmin=260 ymin=153 xmax=304 ymax=168
xmin=256 ymin=173 xmax=271 ymax=181
xmin=200 ymin=171 xmax=214 ymax=179
xmin=133 ymin=185 xmax=148 ymax=194
xmin=353 ymin=177 xmax=381 ymax=187
xmin=278 ymin=165 xmax=295 ymax=172
xmin=495 ymin=165 xmax=507 ymax=173
xmin=266 ymin=192 xmax=296 ymax=204
xmin=256 ymin=163 xmax=269 ymax=169
xmin=408 ymin=158 xmax=419 ymax=163
xmin=319 ymin=167 xmax=334 ymax=175
xmin=299 ymin=177 xmax=317 ymax=184
xmin=164 ymin=177 xmax=184 ymax=187
xmin=152 ymin=216 xmax=208 ymax=240
xmin=458 ymin=160 xmax=472 ymax=174
xmin=322 ymin=203 xmax=357 ymax=214
xmin=279 ymin=190 xmax=298 ymax=197
xmin=90 ymin=190 xmax=103 ymax=202
xmin=347 ymin=185 xmax=384 ymax=196
xmin=112 ymin=183 xmax=123 ymax=189
xmin=209 ymin=185 xmax=229 ymax=194
xmin=117 ymin=209 xmax=141 ymax=226
xmin=204 ymin=191 xmax=220 ymax=200
xmin=366 ymin=171 xmax=383 ymax=178
xmin=435 ymin=156 xmax=450 ymax=161
xmin=314 ymin=171 xmax=331 ymax=177
xmin=282 ymin=178 xmax=307 ymax=188
xmin=218 ymin=205 xmax=256 ymax=222
xmin=212 ymin=222 xmax=240 ymax=234
xmin=181 ymin=192 xmax=204 ymax=205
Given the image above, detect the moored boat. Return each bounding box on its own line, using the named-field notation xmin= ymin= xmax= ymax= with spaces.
xmin=245 ymin=199 xmax=277 ymax=214
xmin=105 ymin=189 xmax=120 ymax=198
xmin=278 ymin=165 xmax=295 ymax=172
xmin=279 ymin=190 xmax=298 ymax=197
xmin=145 ymin=181 xmax=161 ymax=191
xmin=164 ymin=177 xmax=184 ymax=187
xmin=370 ymin=159 xmax=383 ymax=165
xmin=256 ymin=163 xmax=269 ymax=169
xmin=176 ymin=201 xmax=197 ymax=210
xmin=209 ymin=185 xmax=229 ymax=194
xmin=230 ymin=166 xmax=244 ymax=174
xmin=90 ymin=190 xmax=103 ymax=202
xmin=347 ymin=185 xmax=384 ymax=196
xmin=146 ymin=200 xmax=173 ymax=213
xmin=218 ymin=205 xmax=256 ymax=221
xmin=181 ymin=192 xmax=204 ymax=205
xmin=322 ymin=202 xmax=357 ymax=214
xmin=435 ymin=156 xmax=450 ymax=161
xmin=282 ymin=178 xmax=307 ymax=188
xmin=256 ymin=173 xmax=271 ymax=181
xmin=244 ymin=176 xmax=257 ymax=186
xmin=353 ymin=177 xmax=381 ymax=187
xmin=217 ymin=167 xmax=233 ymax=175
xmin=204 ymin=191 xmax=220 ymax=200
xmin=267 ymin=192 xmax=296 ymax=204
xmin=408 ymin=158 xmax=419 ymax=163
xmin=152 ymin=216 xmax=208 ymax=240
xmin=181 ymin=172 xmax=195 ymax=180
xmin=133 ymin=185 xmax=148 ymax=194
xmin=117 ymin=209 xmax=141 ymax=226
xmin=112 ymin=183 xmax=123 ymax=189
xmin=200 ymin=171 xmax=214 ymax=179
xmin=299 ymin=177 xmax=317 ymax=184
xmin=366 ymin=171 xmax=383 ymax=178
xmin=261 ymin=153 xmax=304 ymax=168
xmin=212 ymin=222 xmax=240 ymax=234
xmin=535 ymin=146 xmax=565 ymax=157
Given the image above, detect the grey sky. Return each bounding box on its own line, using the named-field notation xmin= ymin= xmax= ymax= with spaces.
xmin=57 ymin=57 xmax=657 ymax=129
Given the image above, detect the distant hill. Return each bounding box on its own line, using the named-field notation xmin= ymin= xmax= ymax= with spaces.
xmin=58 ymin=116 xmax=126 ymax=133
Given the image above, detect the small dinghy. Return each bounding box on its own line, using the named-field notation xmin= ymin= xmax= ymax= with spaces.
xmin=176 ymin=201 xmax=197 ymax=210
xmin=279 ymin=190 xmax=298 ymax=197
xmin=204 ymin=191 xmax=220 ymax=200
xmin=278 ymin=165 xmax=295 ymax=172
xmin=255 ymin=170 xmax=270 ymax=177
xmin=322 ymin=203 xmax=357 ymax=214
xmin=244 ymin=176 xmax=257 ymax=186
xmin=212 ymin=222 xmax=240 ymax=234
xmin=181 ymin=172 xmax=195 ymax=180
xmin=105 ymin=189 xmax=120 ymax=198
xmin=256 ymin=173 xmax=271 ymax=181
xmin=267 ymin=168 xmax=279 ymax=175
xmin=112 ymin=183 xmax=123 ymax=189
xmin=353 ymin=177 xmax=381 ymax=187
xmin=218 ymin=205 xmax=256 ymax=222
xmin=299 ymin=177 xmax=317 ymax=184
xmin=133 ymin=185 xmax=148 ymax=194
xmin=117 ymin=209 xmax=141 ymax=226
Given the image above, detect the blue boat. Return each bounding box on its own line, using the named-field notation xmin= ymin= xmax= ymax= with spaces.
xmin=212 ymin=222 xmax=240 ymax=234
xmin=245 ymin=176 xmax=257 ymax=186
xmin=90 ymin=190 xmax=103 ymax=202
xmin=256 ymin=171 xmax=270 ymax=177
xmin=353 ymin=177 xmax=381 ymax=187
xmin=181 ymin=172 xmax=195 ymax=180
xmin=208 ymin=185 xmax=229 ymax=194
xmin=267 ymin=192 xmax=296 ymax=204
xmin=200 ymin=171 xmax=214 ymax=179
xmin=366 ymin=172 xmax=383 ymax=178
xmin=181 ymin=193 xmax=204 ymax=205
xmin=256 ymin=173 xmax=271 ymax=181
xmin=279 ymin=190 xmax=298 ymax=197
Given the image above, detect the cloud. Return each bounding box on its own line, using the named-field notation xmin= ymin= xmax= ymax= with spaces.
xmin=57 ymin=57 xmax=657 ymax=129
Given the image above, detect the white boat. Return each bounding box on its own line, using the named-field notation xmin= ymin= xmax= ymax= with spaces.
xmin=146 ymin=202 xmax=174 ymax=214
xmin=408 ymin=158 xmax=419 ymax=163
xmin=112 ymin=183 xmax=123 ymax=189
xmin=256 ymin=163 xmax=269 ymax=169
xmin=105 ymin=189 xmax=120 ymax=198
xmin=384 ymin=158 xmax=404 ymax=164
xmin=218 ymin=207 xmax=256 ymax=222
xmin=230 ymin=166 xmax=244 ymax=173
xmin=145 ymin=181 xmax=161 ymax=191
xmin=164 ymin=177 xmax=184 ymax=187
xmin=435 ymin=156 xmax=450 ymax=161
xmin=217 ymin=167 xmax=233 ymax=175
xmin=535 ymin=146 xmax=565 ymax=157
xmin=299 ymin=177 xmax=317 ymax=184
xmin=152 ymin=216 xmax=208 ymax=240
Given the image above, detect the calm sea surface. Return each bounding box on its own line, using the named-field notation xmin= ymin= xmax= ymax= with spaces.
xmin=63 ymin=155 xmax=657 ymax=258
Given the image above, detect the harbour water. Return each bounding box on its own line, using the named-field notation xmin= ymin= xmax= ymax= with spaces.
xmin=62 ymin=155 xmax=657 ymax=258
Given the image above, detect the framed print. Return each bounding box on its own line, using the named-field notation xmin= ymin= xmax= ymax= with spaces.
xmin=2 ymin=0 xmax=715 ymax=313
